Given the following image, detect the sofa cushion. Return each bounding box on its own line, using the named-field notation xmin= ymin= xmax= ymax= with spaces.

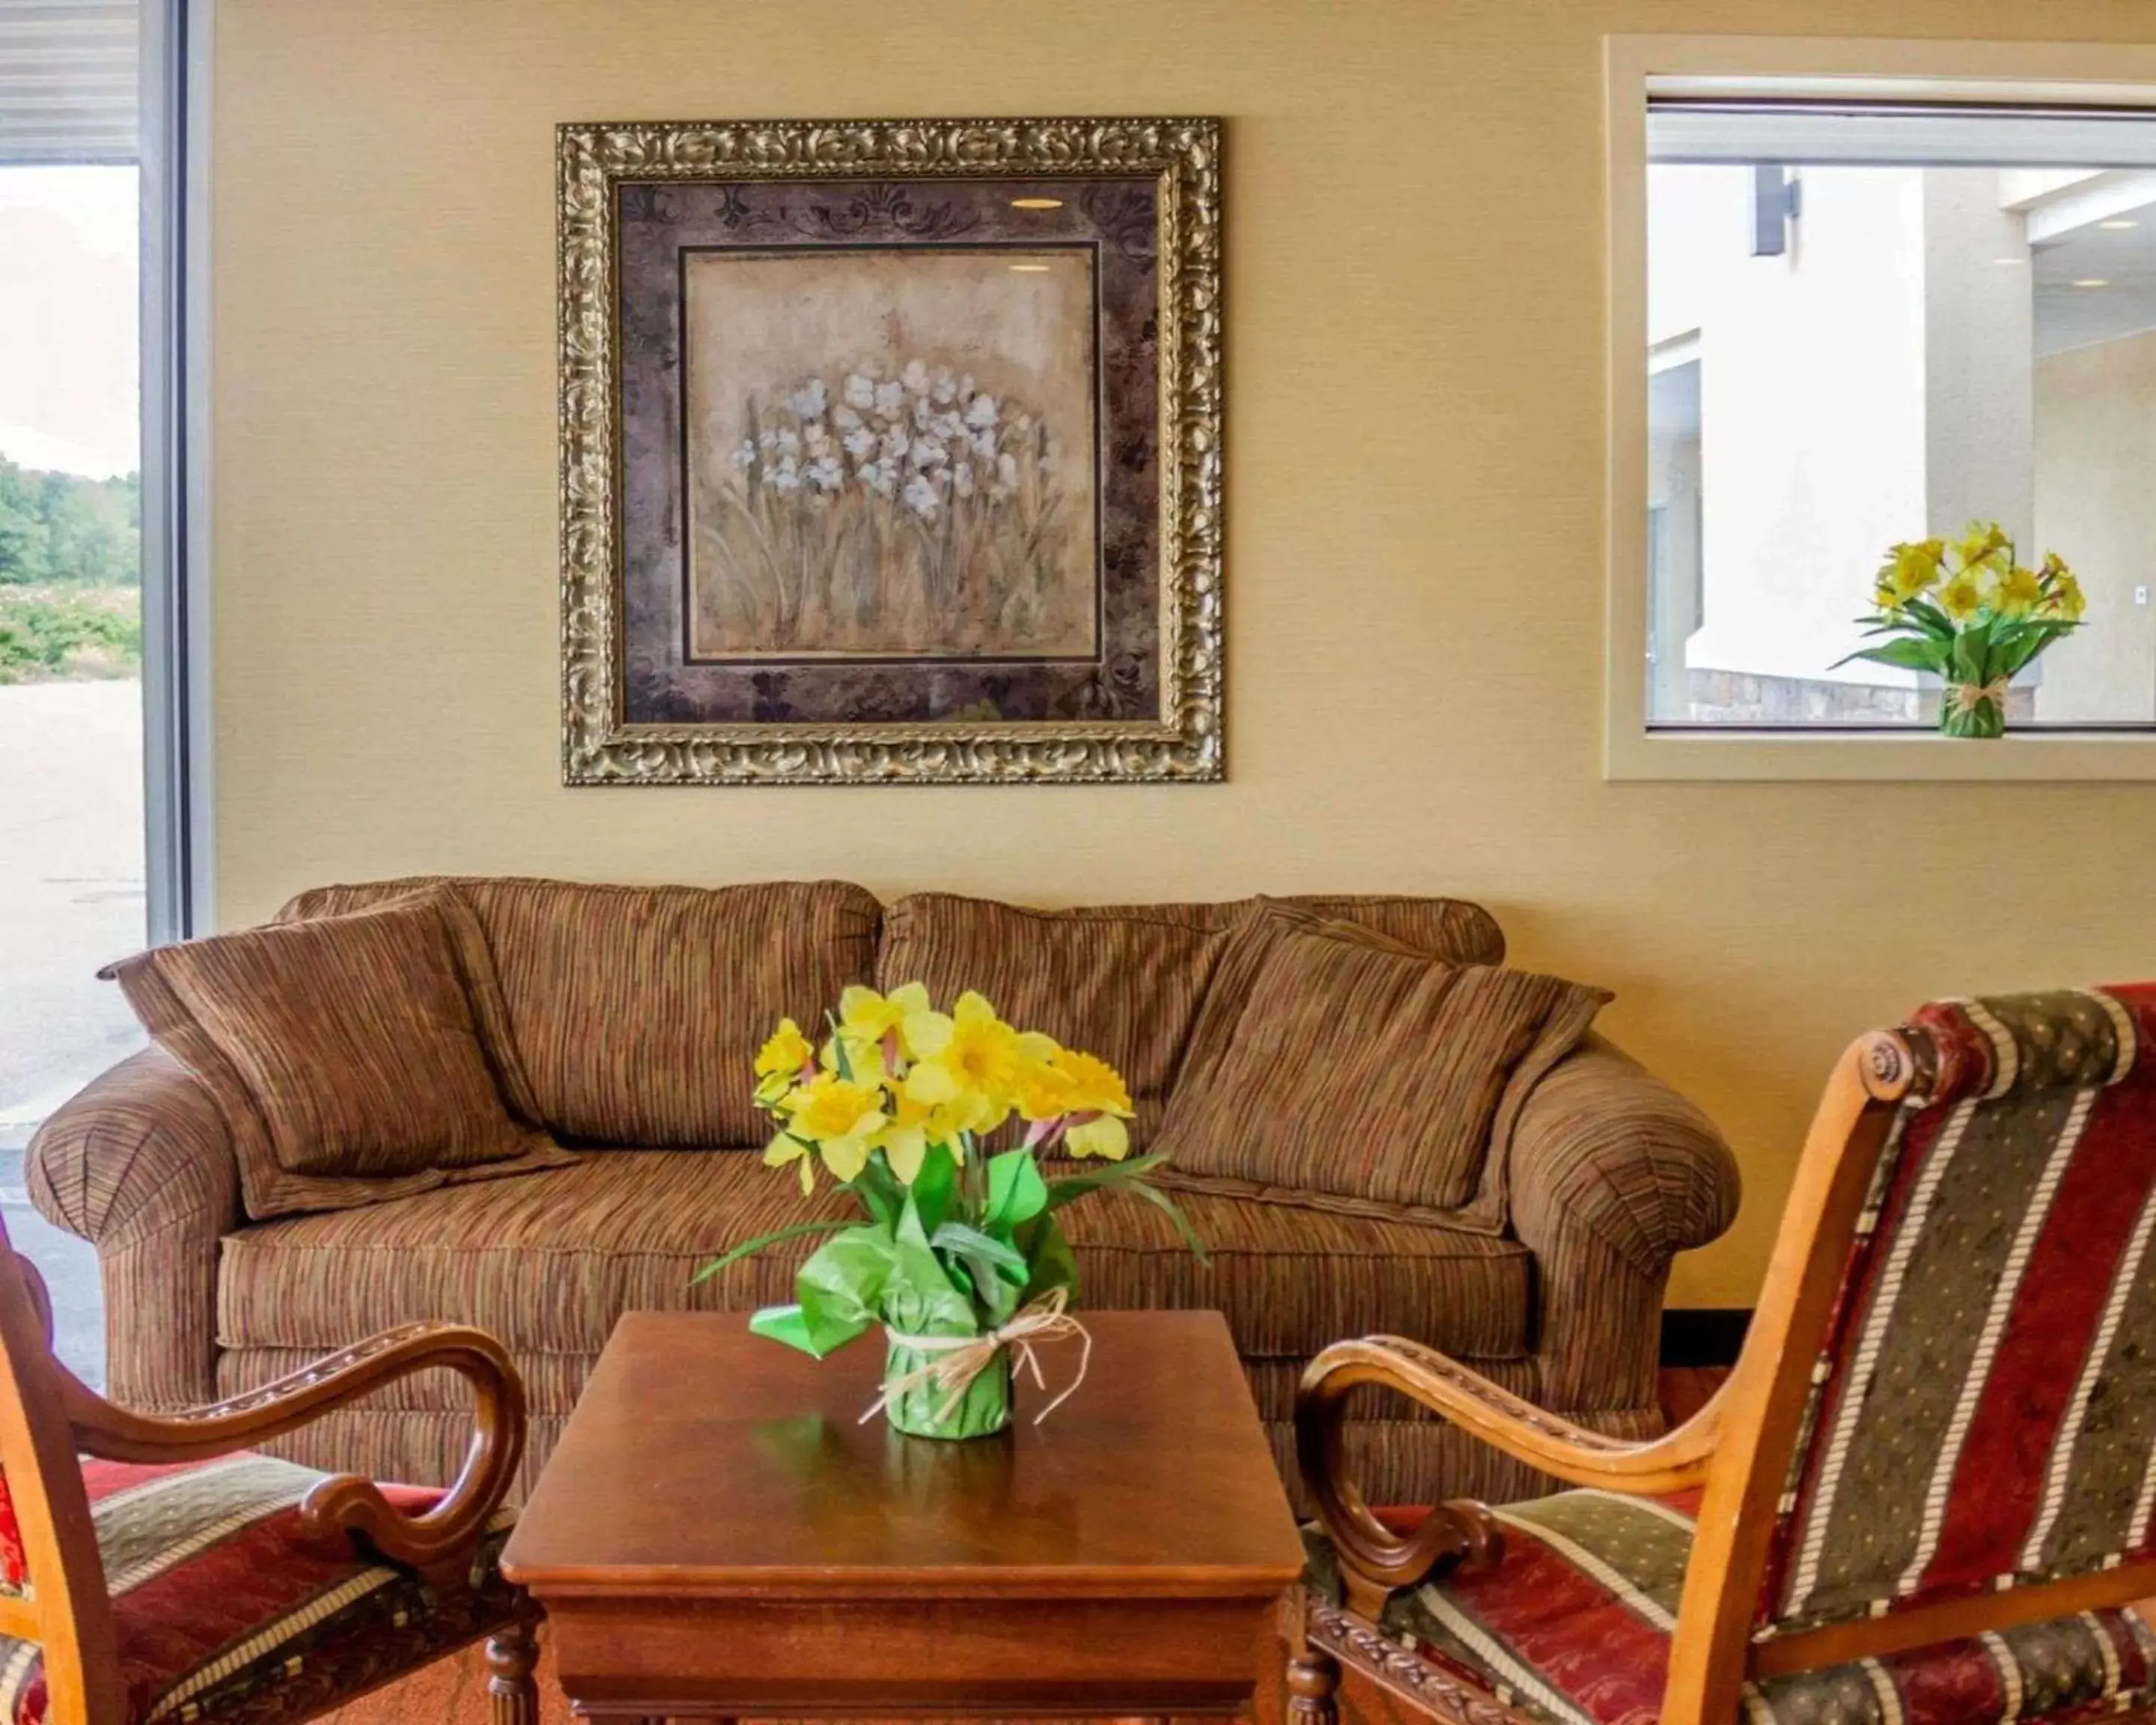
xmin=278 ymin=876 xmax=882 ymax=1146
xmin=875 ymin=892 xmax=1506 ymax=1145
xmin=104 ymin=891 xmax=570 ymax=1220
xmin=216 ymin=1149 xmax=1532 ymax=1364
xmin=1160 ymin=906 xmax=1609 ymax=1214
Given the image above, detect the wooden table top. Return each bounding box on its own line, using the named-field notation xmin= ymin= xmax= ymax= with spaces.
xmin=499 ymin=1309 xmax=1303 ymax=1601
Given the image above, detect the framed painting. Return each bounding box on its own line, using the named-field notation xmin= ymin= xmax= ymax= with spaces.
xmin=557 ymin=117 xmax=1224 ymax=785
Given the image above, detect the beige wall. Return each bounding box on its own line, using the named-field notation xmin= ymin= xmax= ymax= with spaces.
xmin=2035 ymin=328 xmax=2156 ymax=722
xmin=210 ymin=0 xmax=2156 ymax=1309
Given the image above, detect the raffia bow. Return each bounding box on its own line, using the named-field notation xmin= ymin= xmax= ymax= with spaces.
xmin=864 ymin=1288 xmax=1093 ymax=1428
xmin=1950 ymin=678 xmax=2011 ymax=716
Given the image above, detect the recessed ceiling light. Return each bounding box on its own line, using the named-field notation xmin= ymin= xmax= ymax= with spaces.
xmin=1008 ymin=262 xmax=1052 ymax=273
xmin=1010 ymin=197 xmax=1063 ymax=210
xmin=1994 ymin=256 xmax=2026 ymax=265
xmin=2074 ymin=278 xmax=2112 ymax=288
xmin=2101 ymin=219 xmax=2140 ymax=230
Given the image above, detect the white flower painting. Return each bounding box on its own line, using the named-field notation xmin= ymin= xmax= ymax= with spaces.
xmin=682 ymin=249 xmax=1098 ymax=661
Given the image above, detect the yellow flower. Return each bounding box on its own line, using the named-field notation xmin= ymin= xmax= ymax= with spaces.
xmin=752 ymin=1017 xmax=814 ymax=1107
xmin=1937 ymin=570 xmax=1986 ymax=623
xmin=1991 ymin=565 xmax=2044 ymax=619
xmin=1048 ymin=1048 xmax=1134 ymax=1119
xmin=1955 ymin=520 xmax=2012 ymax=571
xmin=1013 ymin=1048 xmax=1077 ymax=1123
xmin=1048 ymin=1048 xmax=1135 ymax=1160
xmin=902 ymin=991 xmax=1050 ymax=1132
xmin=2041 ymin=556 xmax=2087 ymax=622
xmin=756 ymin=1017 xmax=813 ymax=1077
xmin=1873 ymin=539 xmax=1945 ymax=612
xmin=1064 ymin=1114 xmax=1131 ymax=1161
xmin=872 ymin=1087 xmax=982 ymax=1184
xmin=764 ymin=1073 xmax=886 ymax=1191
xmin=819 ymin=1031 xmax=889 ymax=1089
xmin=835 ymin=982 xmax=940 ymax=1066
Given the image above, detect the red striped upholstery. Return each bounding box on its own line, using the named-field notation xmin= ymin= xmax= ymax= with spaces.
xmin=1763 ymin=987 xmax=2156 ymax=1638
xmin=0 ymin=1451 xmax=513 ymax=1724
xmin=1307 ymin=1491 xmax=2155 ymax=1725
xmin=1304 ymin=988 xmax=2156 ymax=1725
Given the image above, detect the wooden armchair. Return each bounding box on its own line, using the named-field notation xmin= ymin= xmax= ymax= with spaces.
xmin=0 ymin=1214 xmax=539 ymax=1723
xmin=1295 ymin=987 xmax=2156 ymax=1725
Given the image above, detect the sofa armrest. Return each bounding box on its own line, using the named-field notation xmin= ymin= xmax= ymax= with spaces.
xmin=1508 ymin=1035 xmax=1739 ymax=1413
xmin=25 ymin=1047 xmax=239 ymax=1409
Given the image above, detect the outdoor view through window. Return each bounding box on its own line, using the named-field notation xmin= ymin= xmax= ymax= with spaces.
xmin=1648 ymin=118 xmax=2156 ymax=728
xmin=0 ymin=4 xmax=145 ymax=1382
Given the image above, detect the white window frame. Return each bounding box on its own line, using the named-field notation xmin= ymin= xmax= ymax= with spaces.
xmin=1606 ymin=35 xmax=2156 ymax=782
xmin=138 ymin=0 xmax=213 ymax=936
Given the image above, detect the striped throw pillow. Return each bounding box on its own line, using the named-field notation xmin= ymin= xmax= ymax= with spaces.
xmin=1157 ymin=903 xmax=1610 ymax=1212
xmin=104 ymin=889 xmax=572 ymax=1219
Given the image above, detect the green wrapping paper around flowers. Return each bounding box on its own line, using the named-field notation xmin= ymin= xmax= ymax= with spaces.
xmin=883 ymin=1335 xmax=1016 ymax=1439
xmin=693 ymin=985 xmax=1208 ymax=1439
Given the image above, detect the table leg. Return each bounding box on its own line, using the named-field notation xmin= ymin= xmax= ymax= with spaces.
xmin=1287 ymin=1646 xmax=1342 ymax=1725
xmin=483 ymin=1601 xmax=540 ymax=1725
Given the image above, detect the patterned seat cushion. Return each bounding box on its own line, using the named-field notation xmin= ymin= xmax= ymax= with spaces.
xmin=217 ymin=1147 xmax=1533 ymax=1363
xmin=1305 ymin=1488 xmax=2156 ymax=1725
xmin=0 ymin=1451 xmax=514 ymax=1724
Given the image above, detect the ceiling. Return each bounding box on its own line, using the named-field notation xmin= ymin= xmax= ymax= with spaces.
xmin=2033 ymin=196 xmax=2156 ymax=357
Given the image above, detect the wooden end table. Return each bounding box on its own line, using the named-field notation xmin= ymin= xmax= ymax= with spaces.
xmin=499 ymin=1309 xmax=1303 ymax=1722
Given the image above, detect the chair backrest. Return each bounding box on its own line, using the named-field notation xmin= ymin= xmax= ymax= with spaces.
xmin=0 ymin=1213 xmax=124 ymax=1721
xmin=1666 ymin=987 xmax=2156 ymax=1725
xmin=1755 ymin=987 xmax=2156 ymax=1637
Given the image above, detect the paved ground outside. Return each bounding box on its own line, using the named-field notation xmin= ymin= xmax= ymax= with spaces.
xmin=0 ymin=678 xmax=145 ymax=1385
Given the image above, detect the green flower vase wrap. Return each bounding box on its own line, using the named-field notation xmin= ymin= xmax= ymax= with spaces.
xmin=881 ymin=1333 xmax=1015 ymax=1439
xmin=1940 ymin=679 xmax=2009 ymax=739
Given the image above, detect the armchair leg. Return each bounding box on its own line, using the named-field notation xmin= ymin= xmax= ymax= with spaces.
xmin=486 ymin=1595 xmax=541 ymax=1725
xmin=1288 ymin=1645 xmax=1342 ymax=1725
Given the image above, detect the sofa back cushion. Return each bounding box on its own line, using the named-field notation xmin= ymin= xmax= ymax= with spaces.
xmin=1157 ymin=903 xmax=1609 ymax=1214
xmin=278 ymin=877 xmax=881 ymax=1146
xmin=875 ymin=892 xmax=1505 ymax=1146
xmin=105 ymin=889 xmax=573 ymax=1219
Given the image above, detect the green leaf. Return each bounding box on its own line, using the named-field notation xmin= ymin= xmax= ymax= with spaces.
xmin=1830 ymin=637 xmax=1946 ymax=675
xmin=748 ymin=1303 xmax=825 ymax=1357
xmin=931 ymin=1221 xmax=1029 ymax=1279
xmin=1015 ymin=1212 xmax=1079 ymax=1306
xmin=1043 ymin=1151 xmax=1172 ymax=1209
xmin=1124 ymin=1178 xmax=1212 ymax=1267
xmin=689 ymin=1218 xmax=853 ymax=1286
xmin=851 ymin=1154 xmax=904 ymax=1229
xmin=1952 ymin=626 xmax=1988 ymax=689
xmin=909 ymin=1140 xmax=960 ymax=1235
xmin=986 ymin=1148 xmax=1050 ymax=1232
xmin=1900 ymin=597 xmax=1958 ymax=641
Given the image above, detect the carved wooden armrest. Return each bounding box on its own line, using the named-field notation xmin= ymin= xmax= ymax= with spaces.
xmin=56 ymin=1320 xmax=526 ymax=1575
xmin=1297 ymin=1334 xmax=1720 ymax=1606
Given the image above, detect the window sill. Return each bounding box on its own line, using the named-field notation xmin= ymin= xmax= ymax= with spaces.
xmin=1607 ymin=728 xmax=2156 ymax=782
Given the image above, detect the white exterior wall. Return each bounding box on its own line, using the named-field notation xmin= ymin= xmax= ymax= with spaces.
xmin=2033 ymin=329 xmax=2156 ymax=722
xmin=1650 ymin=165 xmax=1930 ymax=687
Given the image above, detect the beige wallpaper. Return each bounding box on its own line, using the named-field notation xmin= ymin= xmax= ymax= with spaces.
xmin=209 ymin=0 xmax=2156 ymax=1306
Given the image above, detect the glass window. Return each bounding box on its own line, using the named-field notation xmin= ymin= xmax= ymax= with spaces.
xmin=1645 ymin=102 xmax=2156 ymax=729
xmin=0 ymin=0 xmax=162 ymax=1387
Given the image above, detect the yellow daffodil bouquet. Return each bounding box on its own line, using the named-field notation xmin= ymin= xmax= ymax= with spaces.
xmin=692 ymin=985 xmax=1204 ymax=1440
xmin=1838 ymin=521 xmax=2087 ymax=738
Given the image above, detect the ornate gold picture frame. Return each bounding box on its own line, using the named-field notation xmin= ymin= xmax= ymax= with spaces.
xmin=557 ymin=118 xmax=1223 ymax=785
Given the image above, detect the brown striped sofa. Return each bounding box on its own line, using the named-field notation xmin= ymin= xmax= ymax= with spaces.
xmin=25 ymin=877 xmax=1740 ymax=1509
